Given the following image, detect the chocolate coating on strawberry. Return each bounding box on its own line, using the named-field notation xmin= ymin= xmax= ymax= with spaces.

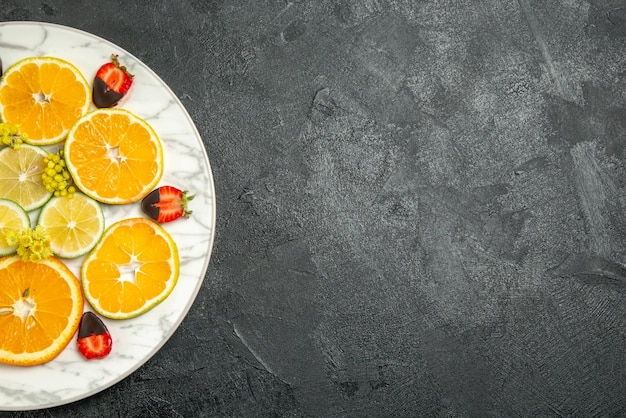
xmin=78 ymin=311 xmax=108 ymax=338
xmin=141 ymin=189 xmax=161 ymax=220
xmin=93 ymin=77 xmax=124 ymax=108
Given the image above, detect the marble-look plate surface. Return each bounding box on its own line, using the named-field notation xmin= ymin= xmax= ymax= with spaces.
xmin=0 ymin=22 xmax=216 ymax=411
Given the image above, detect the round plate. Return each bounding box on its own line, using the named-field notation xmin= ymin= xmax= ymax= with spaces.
xmin=0 ymin=22 xmax=216 ymax=411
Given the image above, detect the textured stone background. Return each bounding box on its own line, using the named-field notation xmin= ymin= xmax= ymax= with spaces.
xmin=2 ymin=0 xmax=626 ymax=416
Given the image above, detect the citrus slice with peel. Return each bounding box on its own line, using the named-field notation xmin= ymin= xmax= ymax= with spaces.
xmin=0 ymin=144 xmax=53 ymax=211
xmin=81 ymin=217 xmax=179 ymax=319
xmin=64 ymin=108 xmax=164 ymax=204
xmin=37 ymin=193 xmax=105 ymax=259
xmin=0 ymin=255 xmax=84 ymax=366
xmin=0 ymin=199 xmax=30 ymax=256
xmin=0 ymin=56 xmax=91 ymax=145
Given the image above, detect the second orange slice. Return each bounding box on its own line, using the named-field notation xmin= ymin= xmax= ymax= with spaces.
xmin=64 ymin=108 xmax=164 ymax=204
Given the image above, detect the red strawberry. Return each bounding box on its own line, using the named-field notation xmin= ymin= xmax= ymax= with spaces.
xmin=92 ymin=54 xmax=134 ymax=108
xmin=77 ymin=312 xmax=112 ymax=360
xmin=141 ymin=186 xmax=194 ymax=223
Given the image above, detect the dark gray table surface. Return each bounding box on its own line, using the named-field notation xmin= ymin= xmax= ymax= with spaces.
xmin=2 ymin=1 xmax=626 ymax=416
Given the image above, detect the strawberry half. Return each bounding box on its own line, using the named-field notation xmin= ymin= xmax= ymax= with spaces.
xmin=92 ymin=54 xmax=134 ymax=108
xmin=77 ymin=312 xmax=112 ymax=360
xmin=141 ymin=186 xmax=194 ymax=223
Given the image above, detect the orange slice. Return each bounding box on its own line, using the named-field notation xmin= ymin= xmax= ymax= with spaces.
xmin=81 ymin=217 xmax=179 ymax=319
xmin=0 ymin=255 xmax=84 ymax=366
xmin=64 ymin=108 xmax=164 ymax=204
xmin=0 ymin=57 xmax=91 ymax=145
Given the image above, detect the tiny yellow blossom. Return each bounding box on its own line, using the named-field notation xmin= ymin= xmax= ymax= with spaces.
xmin=0 ymin=122 xmax=26 ymax=149
xmin=42 ymin=149 xmax=76 ymax=198
xmin=5 ymin=225 xmax=53 ymax=261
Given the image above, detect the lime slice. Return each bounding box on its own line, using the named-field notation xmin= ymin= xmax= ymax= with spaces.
xmin=37 ymin=193 xmax=105 ymax=258
xmin=0 ymin=144 xmax=53 ymax=211
xmin=0 ymin=198 xmax=30 ymax=256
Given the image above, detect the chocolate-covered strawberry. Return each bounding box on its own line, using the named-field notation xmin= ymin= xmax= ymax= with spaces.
xmin=77 ymin=312 xmax=112 ymax=359
xmin=92 ymin=54 xmax=134 ymax=108
xmin=141 ymin=186 xmax=194 ymax=223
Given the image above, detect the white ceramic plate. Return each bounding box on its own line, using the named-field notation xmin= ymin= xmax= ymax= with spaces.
xmin=0 ymin=22 xmax=216 ymax=411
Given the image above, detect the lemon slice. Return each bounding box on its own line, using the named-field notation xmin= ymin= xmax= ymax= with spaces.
xmin=37 ymin=193 xmax=105 ymax=259
xmin=82 ymin=217 xmax=179 ymax=319
xmin=0 ymin=56 xmax=91 ymax=145
xmin=0 ymin=144 xmax=53 ymax=211
xmin=0 ymin=199 xmax=30 ymax=256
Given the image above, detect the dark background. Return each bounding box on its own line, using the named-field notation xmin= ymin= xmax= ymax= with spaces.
xmin=2 ymin=1 xmax=626 ymax=416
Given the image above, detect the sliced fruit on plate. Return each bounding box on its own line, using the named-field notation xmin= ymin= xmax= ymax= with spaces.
xmin=77 ymin=312 xmax=112 ymax=359
xmin=0 ymin=255 xmax=84 ymax=366
xmin=37 ymin=193 xmax=105 ymax=259
xmin=141 ymin=186 xmax=194 ymax=223
xmin=0 ymin=199 xmax=30 ymax=256
xmin=81 ymin=217 xmax=179 ymax=319
xmin=0 ymin=56 xmax=91 ymax=145
xmin=93 ymin=54 xmax=134 ymax=108
xmin=64 ymin=108 xmax=164 ymax=204
xmin=0 ymin=144 xmax=53 ymax=211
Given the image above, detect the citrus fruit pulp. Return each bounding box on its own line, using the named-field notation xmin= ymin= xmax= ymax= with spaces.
xmin=81 ymin=217 xmax=179 ymax=319
xmin=0 ymin=199 xmax=30 ymax=256
xmin=0 ymin=56 xmax=91 ymax=145
xmin=0 ymin=255 xmax=84 ymax=366
xmin=37 ymin=193 xmax=105 ymax=259
xmin=0 ymin=144 xmax=53 ymax=211
xmin=64 ymin=108 xmax=164 ymax=204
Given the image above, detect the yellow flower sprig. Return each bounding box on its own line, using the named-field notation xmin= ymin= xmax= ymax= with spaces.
xmin=42 ymin=149 xmax=76 ymax=198
xmin=5 ymin=225 xmax=53 ymax=262
xmin=0 ymin=122 xmax=27 ymax=149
